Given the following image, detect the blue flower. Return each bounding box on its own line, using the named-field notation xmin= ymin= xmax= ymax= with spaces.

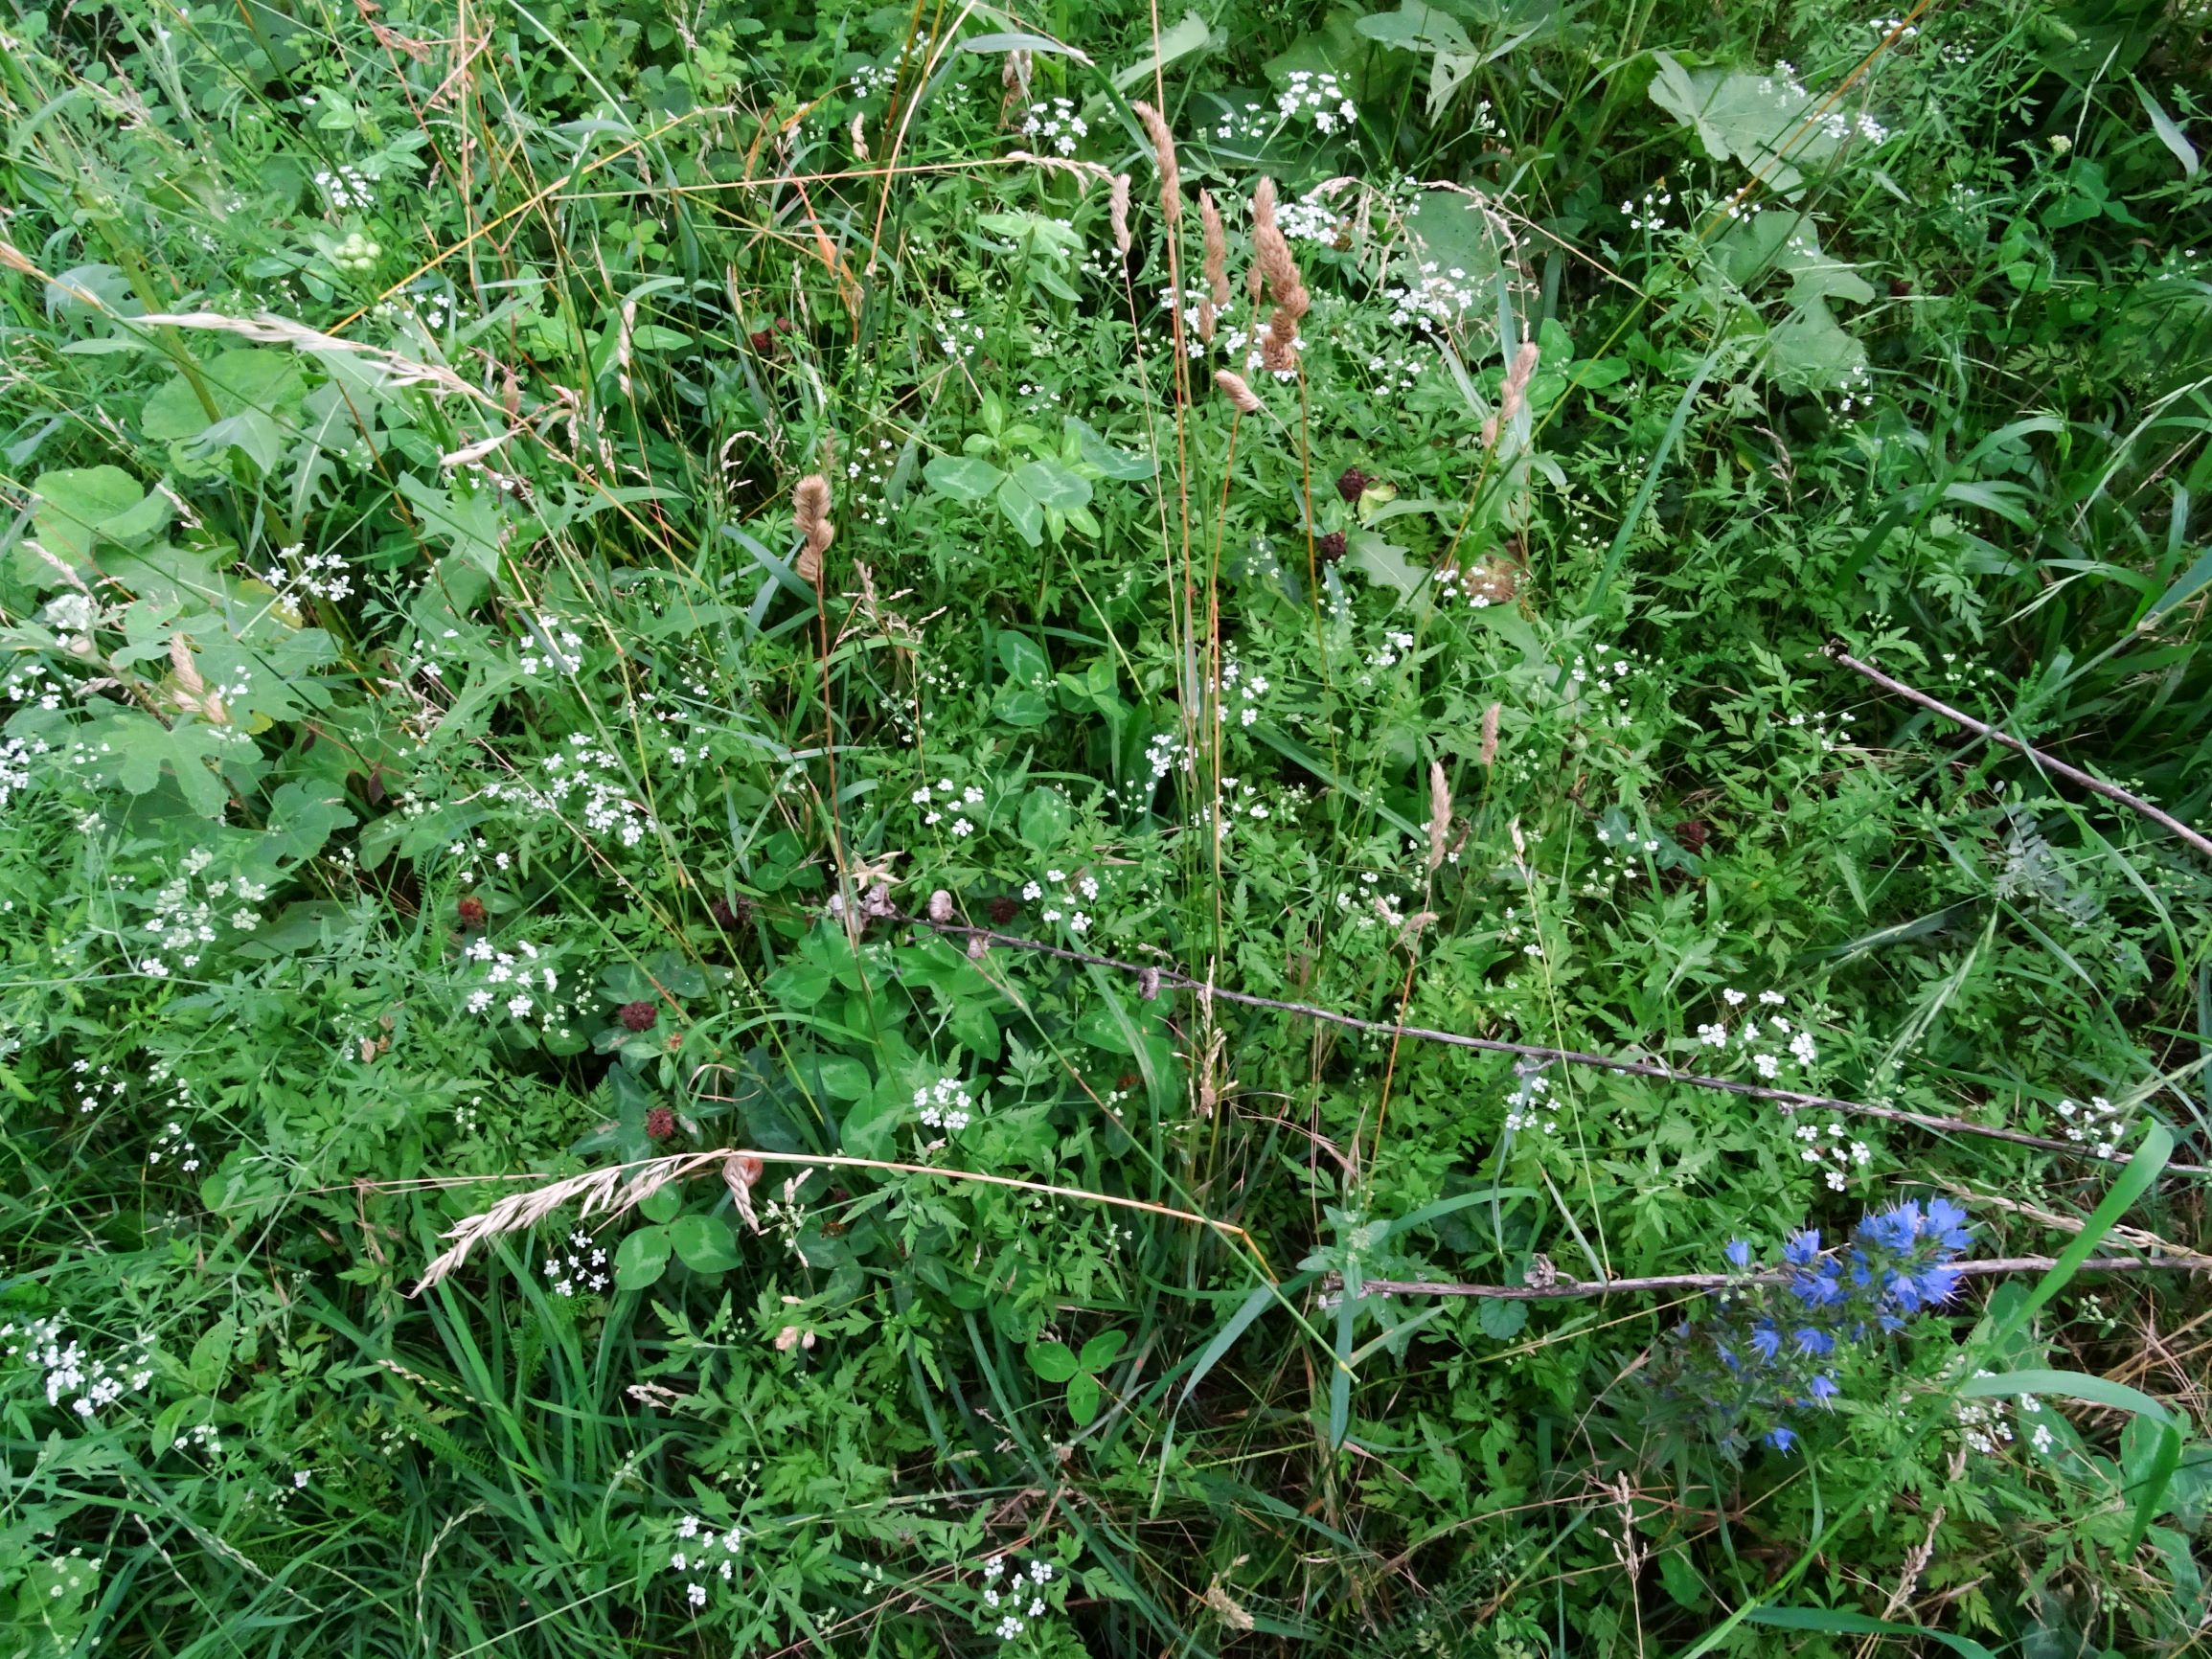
xmin=1724 ymin=1239 xmax=1752 ymax=1270
xmin=1809 ymin=1374 xmax=1839 ymax=1402
xmin=1917 ymin=1265 xmax=1961 ymax=1305
xmin=1792 ymin=1327 xmax=1834 ymax=1358
xmin=1749 ymin=1322 xmax=1781 ymax=1362
xmin=1925 ymin=1198 xmax=1973 ymax=1252
xmin=1782 ymin=1230 xmax=1822 ymax=1267
xmin=1764 ymin=1425 xmax=1797 ymax=1452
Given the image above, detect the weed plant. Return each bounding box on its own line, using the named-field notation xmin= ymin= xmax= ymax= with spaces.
xmin=2 ymin=0 xmax=2211 ymax=1652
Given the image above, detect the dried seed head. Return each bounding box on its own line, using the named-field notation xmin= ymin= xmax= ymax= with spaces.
xmin=1130 ymin=101 xmax=1181 ymax=225
xmin=966 ymin=932 xmax=990 ymax=961
xmin=1213 ymin=370 xmax=1264 ymax=414
xmin=792 ymin=473 xmax=833 ymax=586
xmin=1197 ymin=190 xmax=1228 ymax=342
xmin=1139 ymin=966 xmax=1162 ymax=1001
xmin=1480 ymin=701 xmax=1502 ymax=768
xmin=927 ymin=889 xmax=953 ymax=924
xmin=1108 ymin=172 xmax=1133 ymax=256
xmin=1427 ymin=761 xmax=1451 ymax=873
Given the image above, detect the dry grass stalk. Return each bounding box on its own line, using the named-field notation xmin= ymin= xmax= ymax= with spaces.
xmin=792 ymin=473 xmax=833 ymax=586
xmin=1426 ymin=761 xmax=1451 ymax=872
xmin=1108 ymin=173 xmax=1132 ymax=255
xmin=1197 ymin=190 xmax=1228 ymax=342
xmin=1213 ymin=370 xmax=1263 ymax=414
xmin=1480 ymin=701 xmax=1501 ymax=768
xmin=1248 ymin=178 xmax=1309 ymax=372
xmin=1130 ymin=100 xmax=1181 ymax=225
xmin=1480 ymin=340 xmax=1541 ymax=446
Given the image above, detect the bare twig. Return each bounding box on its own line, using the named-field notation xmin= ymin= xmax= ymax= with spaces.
xmin=1356 ymin=1254 xmax=2212 ymax=1303
xmin=1827 ymin=643 xmax=2212 ymax=865
xmin=915 ymin=916 xmax=2210 ymax=1176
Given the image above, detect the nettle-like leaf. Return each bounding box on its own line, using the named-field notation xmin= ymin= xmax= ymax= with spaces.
xmin=1647 ymin=52 xmax=1843 ymax=195
xmin=80 ymin=707 xmax=239 ymax=817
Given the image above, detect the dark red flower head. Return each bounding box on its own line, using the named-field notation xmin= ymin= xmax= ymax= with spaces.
xmin=986 ymin=896 xmax=1020 ymax=925
xmin=618 ymin=1000 xmax=658 ymax=1033
xmin=1335 ymin=466 xmax=1369 ymax=504
xmin=457 ymin=896 xmax=487 ymax=927
xmin=1317 ymin=531 xmax=1347 ymax=563
xmin=710 ymin=896 xmax=752 ymax=929
xmin=645 ymin=1105 xmax=676 ymax=1141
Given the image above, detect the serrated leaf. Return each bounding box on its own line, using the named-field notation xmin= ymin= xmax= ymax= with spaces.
xmin=142 ymin=349 xmax=308 ymax=443
xmin=398 ymin=474 xmax=514 ymax=579
xmin=1476 ymin=1296 xmax=1529 ymax=1339
xmin=1344 ymin=531 xmax=1426 ymax=600
xmin=82 ymin=708 xmax=234 ymax=817
xmin=29 ymin=466 xmax=168 ymax=569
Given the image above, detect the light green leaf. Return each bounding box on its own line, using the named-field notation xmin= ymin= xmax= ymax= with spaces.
xmin=924 ymin=454 xmax=1004 ymax=501
xmin=1028 ymin=1339 xmax=1080 ymax=1382
xmin=1065 ymin=1370 xmax=1102 ymax=1425
xmin=1111 ymin=9 xmax=1217 ymax=91
xmin=1079 ymin=1330 xmax=1129 ymax=1372
xmin=1647 ymin=52 xmax=1841 ymax=195
xmin=613 ymin=1225 xmax=672 ymax=1290
xmin=995 ymin=477 xmax=1045 ymax=546
xmin=82 ymin=708 xmax=234 ymax=817
xmin=142 ymin=349 xmax=308 ymax=443
xmin=997 ymin=631 xmax=1049 ymax=685
xmin=1010 ymin=459 xmax=1092 ymax=513
xmin=398 ymin=474 xmax=513 ymax=578
xmin=1017 ymin=786 xmax=1071 ymax=852
xmin=29 ymin=466 xmax=169 ymax=569
xmin=2136 ymin=80 xmax=2199 ymax=178
xmin=1344 ymin=531 xmax=1426 ymax=601
xmin=669 ymin=1214 xmax=742 ymax=1274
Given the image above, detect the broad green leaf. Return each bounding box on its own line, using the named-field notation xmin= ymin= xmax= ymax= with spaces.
xmin=1028 ymin=1339 xmax=1080 ymax=1382
xmin=1647 ymin=52 xmax=1841 ymax=194
xmin=1111 ymin=8 xmax=1217 ymax=91
xmin=1017 ymin=785 xmax=1072 ymax=852
xmin=997 ymin=631 xmax=1050 ymax=685
xmin=30 ymin=466 xmax=169 ymax=569
xmin=1065 ymin=1370 xmax=1102 ymax=1425
xmin=1344 ymin=531 xmax=1426 ymax=600
xmin=1746 ymin=1607 xmax=1996 ymax=1659
xmin=924 ymin=454 xmax=1005 ymax=501
xmin=398 ymin=475 xmax=514 ymax=579
xmin=1356 ymin=2 xmax=1473 ymax=55
xmin=1079 ymin=1330 xmax=1128 ymax=1372
xmin=613 ymin=1225 xmax=672 ymax=1289
xmin=1766 ymin=297 xmax=1867 ymax=391
xmin=1009 ymin=459 xmax=1092 ymax=513
xmin=142 ymin=349 xmax=308 ymax=442
xmin=815 ymin=1055 xmax=872 ymax=1102
xmin=2135 ymin=80 xmax=2199 ymax=177
xmin=995 ymin=477 xmax=1045 ymax=546
xmin=669 ymin=1214 xmax=742 ymax=1274
xmin=81 ymin=708 xmax=233 ymax=817
xmin=1959 ymin=1368 xmax=2180 ymax=1429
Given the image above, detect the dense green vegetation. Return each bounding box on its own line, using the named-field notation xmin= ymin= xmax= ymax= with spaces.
xmin=3 ymin=0 xmax=2211 ymax=1650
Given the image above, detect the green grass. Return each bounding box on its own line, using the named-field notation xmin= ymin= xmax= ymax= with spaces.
xmin=2 ymin=0 xmax=2211 ymax=1652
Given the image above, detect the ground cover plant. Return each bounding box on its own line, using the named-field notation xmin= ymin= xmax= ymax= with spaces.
xmin=2 ymin=0 xmax=2212 ymax=1650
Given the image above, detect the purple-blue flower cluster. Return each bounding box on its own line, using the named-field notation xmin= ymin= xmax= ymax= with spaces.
xmin=1656 ymin=1199 xmax=1973 ymax=1459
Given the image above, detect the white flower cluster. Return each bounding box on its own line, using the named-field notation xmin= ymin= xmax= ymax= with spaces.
xmin=1334 ymin=870 xmax=1411 ymax=935
xmin=669 ymin=1514 xmax=742 ymax=1608
xmin=541 ymin=1229 xmax=608 ymax=1296
xmin=1026 ymin=868 xmax=1094 ymax=933
xmin=139 ymin=849 xmax=267 ymax=978
xmin=1620 ymin=188 xmax=1673 ymax=233
xmin=0 ymin=733 xmax=46 ymax=810
xmin=1276 ymin=69 xmax=1357 ymax=134
xmin=1360 ymin=629 xmax=1417 ymax=685
xmin=1698 ymin=989 xmax=1819 ymax=1080
xmin=149 ymin=1118 xmax=202 ymax=1173
xmin=1502 ymin=1062 xmax=1557 ymax=1135
xmin=849 ymin=51 xmax=905 ymax=97
xmin=1791 ymin=1122 xmax=1871 ymax=1193
xmin=1020 ymin=96 xmax=1088 ymax=156
xmin=69 ymin=1057 xmax=125 ymax=1118
xmin=915 ymin=1076 xmax=977 ymax=1133
xmin=1386 ymin=261 xmax=1482 ymax=334
xmin=7 ymin=656 xmax=67 ymax=712
xmin=981 ymin=1556 xmax=1054 ymax=1642
xmin=459 ymin=934 xmax=561 ymax=1023
xmin=1360 ymin=343 xmax=1426 ymax=397
xmin=1146 ymin=729 xmax=1187 ymax=783
xmin=1 ymin=1314 xmax=153 ymax=1420
xmin=936 ymin=307 xmax=984 ymax=361
xmin=2055 ymin=1094 xmax=2130 ymax=1160
xmin=315 ymin=164 xmax=374 ymax=211
xmin=1276 ymin=190 xmax=1348 ymax=246
xmin=1957 ymin=1371 xmax=2045 ymax=1455
xmin=844 ymin=435 xmax=900 ymax=528
xmin=912 ymin=776 xmax=984 ymax=837
xmin=518 ymin=613 xmax=584 ymax=676
xmin=1191 ymin=775 xmax=1274 ymax=844
xmin=1220 ymin=655 xmax=1268 ymax=728
xmin=484 ymin=735 xmax=657 ymax=849
xmin=262 ymin=542 xmax=353 ymax=607
xmin=1211 ymin=99 xmax=1273 ymax=145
